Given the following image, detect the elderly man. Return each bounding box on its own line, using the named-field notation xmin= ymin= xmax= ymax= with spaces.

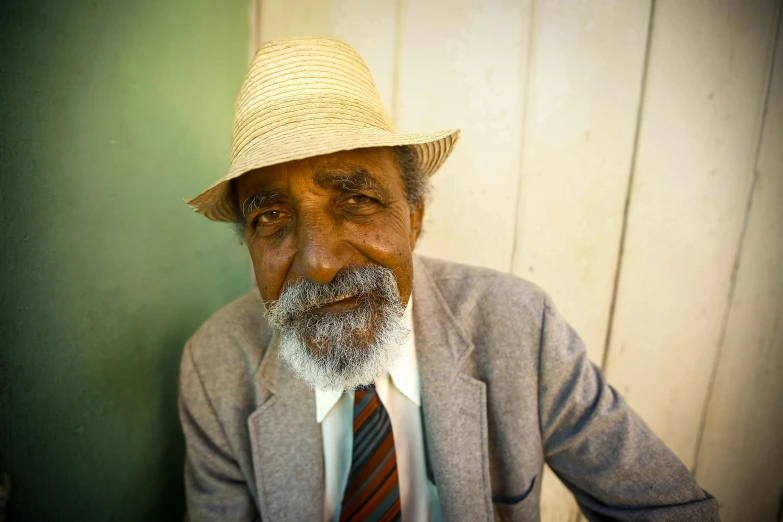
xmin=179 ymin=37 xmax=718 ymax=522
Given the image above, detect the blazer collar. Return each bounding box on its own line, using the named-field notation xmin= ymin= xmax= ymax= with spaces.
xmin=248 ymin=255 xmax=492 ymax=521
xmin=412 ymin=255 xmax=493 ymax=521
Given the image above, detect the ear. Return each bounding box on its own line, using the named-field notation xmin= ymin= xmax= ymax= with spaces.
xmin=408 ymin=203 xmax=424 ymax=250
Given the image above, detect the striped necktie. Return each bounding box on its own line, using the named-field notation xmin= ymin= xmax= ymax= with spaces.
xmin=340 ymin=385 xmax=401 ymax=522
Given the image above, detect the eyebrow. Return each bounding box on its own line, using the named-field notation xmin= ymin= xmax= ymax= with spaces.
xmin=242 ymin=190 xmax=281 ymax=218
xmin=314 ymin=167 xmax=392 ymax=202
xmin=241 ymin=168 xmax=392 ymax=218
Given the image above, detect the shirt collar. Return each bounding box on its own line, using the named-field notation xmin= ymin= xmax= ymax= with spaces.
xmin=315 ymin=296 xmax=420 ymax=422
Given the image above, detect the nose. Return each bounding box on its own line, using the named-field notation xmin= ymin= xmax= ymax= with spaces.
xmin=292 ymin=211 xmax=352 ymax=285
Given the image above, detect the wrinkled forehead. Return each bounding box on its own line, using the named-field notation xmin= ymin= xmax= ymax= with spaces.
xmin=236 ymin=146 xmax=402 ymax=197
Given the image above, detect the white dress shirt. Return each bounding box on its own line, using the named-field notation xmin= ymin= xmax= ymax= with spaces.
xmin=315 ymin=300 xmax=442 ymax=522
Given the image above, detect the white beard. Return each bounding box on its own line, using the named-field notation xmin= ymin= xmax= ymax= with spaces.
xmin=266 ymin=266 xmax=409 ymax=391
xmin=276 ymin=308 xmax=408 ymax=391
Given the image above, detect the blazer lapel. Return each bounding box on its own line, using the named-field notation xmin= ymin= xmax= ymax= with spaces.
xmin=413 ymin=256 xmax=493 ymax=522
xmin=248 ymin=334 xmax=324 ymax=521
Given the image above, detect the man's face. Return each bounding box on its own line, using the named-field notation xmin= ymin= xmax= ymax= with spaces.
xmin=236 ymin=146 xmax=424 ymax=389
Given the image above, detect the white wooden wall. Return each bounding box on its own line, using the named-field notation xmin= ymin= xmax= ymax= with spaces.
xmin=250 ymin=1 xmax=783 ymax=520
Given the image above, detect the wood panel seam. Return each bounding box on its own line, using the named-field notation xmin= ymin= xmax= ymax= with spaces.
xmin=248 ymin=0 xmax=262 ymax=60
xmin=509 ymin=0 xmax=538 ymax=274
xmin=390 ymin=0 xmax=405 ymax=125
xmin=599 ymin=0 xmax=657 ymax=372
xmin=690 ymin=0 xmax=783 ymax=478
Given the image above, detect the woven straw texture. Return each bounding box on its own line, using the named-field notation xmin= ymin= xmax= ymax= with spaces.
xmin=185 ymin=36 xmax=460 ymax=222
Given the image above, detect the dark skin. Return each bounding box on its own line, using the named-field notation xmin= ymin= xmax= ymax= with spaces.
xmin=236 ymin=146 xmax=424 ymax=314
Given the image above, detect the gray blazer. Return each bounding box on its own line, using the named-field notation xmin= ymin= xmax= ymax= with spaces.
xmin=179 ymin=255 xmax=719 ymax=521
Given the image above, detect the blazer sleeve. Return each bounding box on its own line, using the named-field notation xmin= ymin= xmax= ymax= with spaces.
xmin=178 ymin=342 xmax=260 ymax=521
xmin=537 ymin=294 xmax=720 ymax=521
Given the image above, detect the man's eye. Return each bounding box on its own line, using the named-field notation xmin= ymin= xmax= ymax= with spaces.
xmin=347 ymin=195 xmax=374 ymax=205
xmin=259 ymin=210 xmax=284 ymax=223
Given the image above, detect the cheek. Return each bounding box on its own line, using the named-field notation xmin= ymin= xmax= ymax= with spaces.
xmin=249 ymin=244 xmax=292 ymax=302
xmin=351 ymin=214 xmax=415 ymax=302
xmin=355 ymin=217 xmax=411 ymax=264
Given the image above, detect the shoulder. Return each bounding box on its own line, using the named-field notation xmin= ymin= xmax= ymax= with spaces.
xmin=182 ymin=288 xmax=272 ymax=389
xmin=413 ymin=255 xmax=557 ymax=380
xmin=415 ymin=254 xmax=550 ymax=326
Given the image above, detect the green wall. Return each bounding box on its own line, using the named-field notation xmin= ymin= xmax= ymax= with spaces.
xmin=0 ymin=1 xmax=249 ymax=520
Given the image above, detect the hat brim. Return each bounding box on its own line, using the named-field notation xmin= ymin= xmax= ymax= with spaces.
xmin=184 ymin=127 xmax=460 ymax=222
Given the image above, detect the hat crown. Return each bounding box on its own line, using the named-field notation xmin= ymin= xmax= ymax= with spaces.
xmin=230 ymin=37 xmax=395 ymax=163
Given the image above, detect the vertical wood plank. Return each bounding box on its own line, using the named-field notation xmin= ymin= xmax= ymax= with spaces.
xmin=539 ymin=466 xmax=577 ymax=522
xmin=511 ymin=0 xmax=651 ymax=370
xmin=512 ymin=4 xmax=653 ymax=519
xmin=248 ymin=0 xmax=261 ymax=60
xmin=694 ymin=9 xmax=783 ymax=521
xmin=395 ymin=0 xmax=533 ymax=271
xmin=257 ymin=0 xmax=398 ymax=111
xmin=603 ymin=0 xmax=779 ymax=468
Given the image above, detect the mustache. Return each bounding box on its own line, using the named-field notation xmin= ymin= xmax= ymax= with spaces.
xmin=266 ymin=265 xmax=401 ymax=325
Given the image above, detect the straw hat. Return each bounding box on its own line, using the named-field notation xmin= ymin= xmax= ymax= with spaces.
xmin=185 ymin=36 xmax=460 ymax=222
